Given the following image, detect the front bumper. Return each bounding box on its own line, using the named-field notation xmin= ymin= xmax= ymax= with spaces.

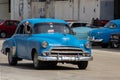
xmin=89 ymin=36 xmax=103 ymax=42
xmin=38 ymin=56 xmax=93 ymax=61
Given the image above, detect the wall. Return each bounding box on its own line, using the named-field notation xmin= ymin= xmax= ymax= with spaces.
xmin=100 ymin=0 xmax=114 ymax=20
xmin=31 ymin=2 xmax=46 ymax=18
xmin=0 ymin=0 xmax=10 ymax=19
xmin=54 ymin=0 xmax=73 ymax=20
xmin=11 ymin=0 xmax=32 ymax=20
xmin=54 ymin=0 xmax=79 ymax=20
xmin=10 ymin=0 xmax=114 ymax=22
xmin=79 ymin=0 xmax=100 ymax=23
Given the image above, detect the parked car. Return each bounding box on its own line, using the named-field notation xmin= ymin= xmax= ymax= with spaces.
xmin=65 ymin=20 xmax=87 ymax=28
xmin=91 ymin=19 xmax=109 ymax=28
xmin=110 ymin=33 xmax=120 ymax=48
xmin=1 ymin=18 xmax=93 ymax=69
xmin=69 ymin=22 xmax=87 ymax=28
xmin=0 ymin=19 xmax=19 ymax=38
xmin=89 ymin=19 xmax=120 ymax=48
xmin=66 ymin=20 xmax=99 ymax=40
xmin=72 ymin=26 xmax=93 ymax=40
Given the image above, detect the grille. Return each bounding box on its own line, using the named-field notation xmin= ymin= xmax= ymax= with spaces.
xmin=50 ymin=47 xmax=84 ymax=57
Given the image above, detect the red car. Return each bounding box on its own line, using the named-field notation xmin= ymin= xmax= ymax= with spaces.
xmin=0 ymin=20 xmax=19 ymax=38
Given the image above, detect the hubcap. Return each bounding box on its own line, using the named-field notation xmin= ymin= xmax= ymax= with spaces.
xmin=34 ymin=54 xmax=38 ymax=67
xmin=114 ymin=43 xmax=118 ymax=48
xmin=8 ymin=52 xmax=12 ymax=63
xmin=1 ymin=32 xmax=6 ymax=38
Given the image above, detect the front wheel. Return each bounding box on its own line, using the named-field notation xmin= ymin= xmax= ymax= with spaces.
xmin=77 ymin=61 xmax=88 ymax=69
xmin=33 ymin=53 xmax=41 ymax=69
xmin=8 ymin=51 xmax=18 ymax=66
xmin=110 ymin=42 xmax=119 ymax=48
xmin=0 ymin=32 xmax=7 ymax=38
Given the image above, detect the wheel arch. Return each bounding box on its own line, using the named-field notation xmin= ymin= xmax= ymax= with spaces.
xmin=31 ymin=48 xmax=37 ymax=60
xmin=4 ymin=48 xmax=10 ymax=55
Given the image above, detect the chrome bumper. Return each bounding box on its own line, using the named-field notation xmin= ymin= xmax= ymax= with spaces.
xmin=89 ymin=37 xmax=103 ymax=42
xmin=38 ymin=56 xmax=93 ymax=61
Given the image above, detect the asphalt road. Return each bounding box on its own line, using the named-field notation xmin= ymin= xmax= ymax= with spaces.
xmin=0 ymin=39 xmax=120 ymax=80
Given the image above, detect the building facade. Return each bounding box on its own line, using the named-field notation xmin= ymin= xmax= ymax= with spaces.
xmin=0 ymin=0 xmax=114 ymax=23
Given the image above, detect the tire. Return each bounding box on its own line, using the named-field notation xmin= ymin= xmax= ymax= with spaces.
xmin=101 ymin=43 xmax=109 ymax=48
xmin=33 ymin=53 xmax=41 ymax=69
xmin=46 ymin=62 xmax=57 ymax=67
xmin=110 ymin=42 xmax=119 ymax=48
xmin=0 ymin=32 xmax=7 ymax=38
xmin=33 ymin=53 xmax=57 ymax=69
xmin=8 ymin=51 xmax=18 ymax=66
xmin=77 ymin=61 xmax=88 ymax=70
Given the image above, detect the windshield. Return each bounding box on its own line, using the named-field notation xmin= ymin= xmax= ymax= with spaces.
xmin=34 ymin=23 xmax=70 ymax=34
xmin=104 ymin=22 xmax=116 ymax=28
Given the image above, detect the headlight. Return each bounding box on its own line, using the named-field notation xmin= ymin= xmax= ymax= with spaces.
xmin=42 ymin=41 xmax=48 ymax=48
xmin=85 ymin=42 xmax=91 ymax=49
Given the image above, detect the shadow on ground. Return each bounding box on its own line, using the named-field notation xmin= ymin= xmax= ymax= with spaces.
xmin=0 ymin=62 xmax=80 ymax=70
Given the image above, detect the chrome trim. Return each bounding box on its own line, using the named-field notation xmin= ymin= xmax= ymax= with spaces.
xmin=50 ymin=47 xmax=83 ymax=53
xmin=38 ymin=56 xmax=93 ymax=61
xmin=49 ymin=47 xmax=84 ymax=57
xmin=89 ymin=37 xmax=103 ymax=42
xmin=51 ymin=47 xmax=83 ymax=50
xmin=90 ymin=39 xmax=103 ymax=42
xmin=50 ymin=51 xmax=82 ymax=53
xmin=40 ymin=47 xmax=93 ymax=61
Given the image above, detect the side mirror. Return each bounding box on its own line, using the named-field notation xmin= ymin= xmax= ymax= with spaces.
xmin=25 ymin=25 xmax=32 ymax=34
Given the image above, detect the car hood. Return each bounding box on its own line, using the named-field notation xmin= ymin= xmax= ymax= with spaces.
xmin=30 ymin=33 xmax=87 ymax=48
xmin=73 ymin=27 xmax=93 ymax=33
xmin=72 ymin=27 xmax=92 ymax=40
xmin=91 ymin=27 xmax=110 ymax=33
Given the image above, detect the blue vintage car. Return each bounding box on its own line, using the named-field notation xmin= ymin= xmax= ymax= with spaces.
xmin=89 ymin=19 xmax=120 ymax=48
xmin=1 ymin=18 xmax=93 ymax=69
xmin=72 ymin=26 xmax=94 ymax=40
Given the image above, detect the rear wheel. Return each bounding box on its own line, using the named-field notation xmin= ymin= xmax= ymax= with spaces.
xmin=77 ymin=61 xmax=88 ymax=70
xmin=8 ymin=51 xmax=18 ymax=66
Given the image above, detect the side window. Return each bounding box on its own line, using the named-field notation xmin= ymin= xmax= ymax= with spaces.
xmin=16 ymin=24 xmax=25 ymax=34
xmin=5 ymin=21 xmax=12 ymax=26
xmin=13 ymin=21 xmax=19 ymax=26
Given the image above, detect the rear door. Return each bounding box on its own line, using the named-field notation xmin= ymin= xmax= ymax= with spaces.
xmin=14 ymin=24 xmax=28 ymax=58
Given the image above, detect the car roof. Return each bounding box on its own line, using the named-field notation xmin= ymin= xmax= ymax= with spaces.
xmin=20 ymin=18 xmax=68 ymax=26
